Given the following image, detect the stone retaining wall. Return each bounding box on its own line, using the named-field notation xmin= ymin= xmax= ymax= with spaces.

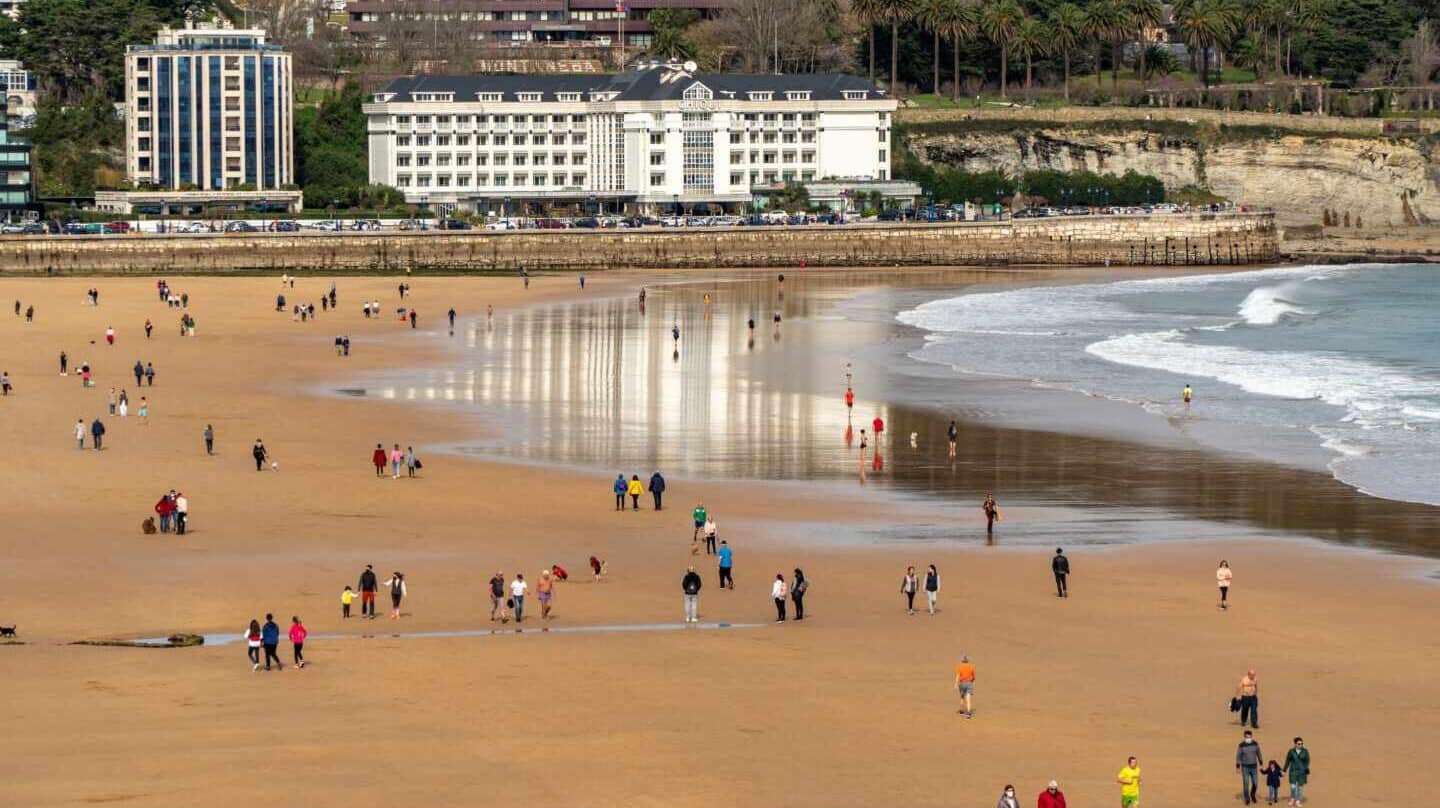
xmin=0 ymin=213 xmax=1277 ymax=275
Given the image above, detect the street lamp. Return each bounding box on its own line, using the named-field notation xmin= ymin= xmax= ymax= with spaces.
xmin=673 ymin=193 xmax=681 ymax=218
xmin=331 ymin=198 xmax=339 ymax=229
xmin=159 ymin=199 xmax=166 ymax=234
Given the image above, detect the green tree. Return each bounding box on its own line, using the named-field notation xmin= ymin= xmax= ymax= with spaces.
xmin=22 ymin=95 xmax=125 ymax=196
xmin=980 ymin=0 xmax=1025 ymax=99
xmin=1049 ymin=3 xmax=1086 ymax=100
xmin=877 ymin=0 xmax=920 ymax=96
xmin=1175 ymin=0 xmax=1239 ymax=87
xmin=0 ymin=0 xmax=161 ymax=103
xmin=1011 ymin=16 xmax=1050 ymax=90
xmin=938 ymin=0 xmax=979 ymax=102
xmin=851 ymin=0 xmax=884 ymax=85
xmin=918 ymin=0 xmax=954 ymax=96
xmin=1081 ymin=0 xmax=1126 ymax=89
xmin=648 ymin=8 xmax=700 ymax=60
xmin=1121 ymin=0 xmax=1164 ymax=80
xmin=293 ymin=83 xmax=370 ymax=206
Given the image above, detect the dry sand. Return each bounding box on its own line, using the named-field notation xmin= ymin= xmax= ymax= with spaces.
xmin=0 ymin=273 xmax=1436 ymax=807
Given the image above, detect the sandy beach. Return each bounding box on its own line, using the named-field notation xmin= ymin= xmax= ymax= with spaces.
xmin=1 ymin=271 xmax=1436 ymax=807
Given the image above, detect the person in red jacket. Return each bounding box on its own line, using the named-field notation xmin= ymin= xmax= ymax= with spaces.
xmin=371 ymin=443 xmax=386 ymax=477
xmin=154 ymin=493 xmax=176 ymax=534
xmin=844 ymin=387 xmax=854 ymax=411
xmin=288 ymin=616 xmax=308 ymax=669
xmin=1037 ymin=780 xmax=1067 ymax=808
xmin=872 ymin=415 xmax=885 ymax=436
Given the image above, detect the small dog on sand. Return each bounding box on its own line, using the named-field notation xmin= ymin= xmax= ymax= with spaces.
xmin=0 ymin=626 xmax=17 ymax=638
xmin=142 ymin=517 xmax=157 ymax=535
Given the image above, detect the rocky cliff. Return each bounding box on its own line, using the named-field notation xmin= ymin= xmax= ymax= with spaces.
xmin=900 ymin=116 xmax=1440 ymax=227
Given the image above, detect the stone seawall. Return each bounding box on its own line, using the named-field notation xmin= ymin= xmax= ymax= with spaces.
xmin=0 ymin=213 xmax=1276 ymax=275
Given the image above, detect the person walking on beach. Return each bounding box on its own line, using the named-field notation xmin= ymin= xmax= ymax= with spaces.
xmin=947 ymin=420 xmax=958 ymax=459
xmin=390 ymin=444 xmax=404 ymax=479
xmin=133 ymin=360 xmax=144 ymax=387
xmin=1283 ymin=737 xmax=1310 ymax=806
xmin=358 ymin=565 xmax=378 ymax=618
xmin=510 ymin=573 xmax=528 ymax=622
xmin=681 ymin=565 xmax=702 ymax=623
xmin=289 ymin=616 xmax=307 ymax=669
xmin=954 ymin=655 xmax=976 ymax=717
xmin=117 ymin=391 xmax=128 ymax=418
xmin=844 ymin=386 xmax=854 ymax=413
xmin=409 ymin=309 xmax=418 ymax=329
xmin=923 ymin=564 xmax=940 ymax=614
xmin=1117 ymin=757 xmax=1142 ymax=808
xmin=154 ymin=492 xmax=175 ymax=533
xmin=385 ymin=572 xmax=407 ymax=619
xmin=901 ymin=566 xmax=919 ymax=615
xmin=204 ymin=424 xmax=214 ymax=455
xmin=74 ymin=419 xmax=85 ymax=450
xmin=1236 ymin=669 xmax=1260 ymax=729
xmin=703 ymin=516 xmax=718 ymax=555
xmin=90 ymin=417 xmax=106 ymax=450
xmin=772 ymin=573 xmax=788 ymax=622
xmin=648 ymin=471 xmax=666 ymax=510
xmin=105 ymin=327 xmax=115 ymax=346
xmin=341 ymin=586 xmax=355 ymax=619
xmin=627 ymin=475 xmax=643 ymax=510
xmin=137 ymin=397 xmax=148 ymax=426
xmin=174 ymin=491 xmax=188 ymax=535
xmin=1053 ymin=548 xmax=1070 ymax=597
xmin=1038 ymin=781 xmax=1067 ymax=808
xmin=252 ymin=439 xmax=268 ymax=471
xmin=996 ymin=785 xmax=1019 ymax=808
xmin=59 ymin=351 xmax=67 ymax=376
xmin=691 ymin=502 xmax=707 ymax=540
xmin=405 ymin=446 xmax=418 ymax=478
xmin=1264 ymin=760 xmax=1283 ymax=805
xmin=537 ymin=569 xmax=555 ymax=620
xmin=261 ymin=614 xmax=283 ymax=670
xmin=1217 ymin=560 xmax=1233 ymax=610
xmin=372 ymin=444 xmax=386 ymax=477
xmin=983 ymin=494 xmax=1000 ymax=536
xmin=1183 ymin=384 xmax=1193 ymax=406
xmin=490 ymin=571 xmax=508 ymax=623
xmin=107 ymin=387 xmax=116 ymax=416
xmin=448 ymin=308 xmax=456 ymax=331
xmin=717 ymin=540 xmax=734 ymax=589
xmin=872 ymin=414 xmax=884 ymax=439
xmin=245 ymin=619 xmax=262 ymax=671
xmin=791 ymin=568 xmax=808 ymax=620
xmin=613 ymin=474 xmax=627 ymax=511
xmin=1238 ymin=730 xmax=1264 ymax=805
xmin=144 ymin=319 xmax=153 ymax=339
xmin=145 ymin=362 xmax=155 ymax=386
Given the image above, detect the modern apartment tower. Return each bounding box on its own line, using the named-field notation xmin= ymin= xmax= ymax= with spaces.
xmin=124 ymin=23 xmax=293 ymax=192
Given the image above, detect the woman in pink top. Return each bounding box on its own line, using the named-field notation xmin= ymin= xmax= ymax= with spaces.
xmin=289 ymin=616 xmax=308 ymax=669
xmin=390 ymin=444 xmax=404 ymax=479
xmin=1217 ymin=560 xmax=1233 ymax=610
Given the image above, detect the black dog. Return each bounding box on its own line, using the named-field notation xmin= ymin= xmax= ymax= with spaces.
xmin=0 ymin=626 xmax=16 ymax=638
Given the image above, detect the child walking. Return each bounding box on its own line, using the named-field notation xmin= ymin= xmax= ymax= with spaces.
xmin=1264 ymin=760 xmax=1283 ymax=805
xmin=341 ymin=585 xmax=355 ymax=618
xmin=289 ymin=616 xmax=308 ymax=669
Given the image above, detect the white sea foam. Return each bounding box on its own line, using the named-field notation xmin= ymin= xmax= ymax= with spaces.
xmin=1237 ymin=283 xmax=1308 ymax=325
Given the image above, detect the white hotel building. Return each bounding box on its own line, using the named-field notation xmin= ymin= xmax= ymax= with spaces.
xmin=364 ymin=64 xmax=898 ymax=214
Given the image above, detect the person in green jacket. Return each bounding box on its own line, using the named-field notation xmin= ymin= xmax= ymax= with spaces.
xmin=1283 ymin=738 xmax=1310 ymax=806
xmin=692 ymin=503 xmax=707 ymax=541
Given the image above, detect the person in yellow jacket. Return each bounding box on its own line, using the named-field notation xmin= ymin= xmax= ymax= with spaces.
xmin=626 ymin=475 xmax=644 ymax=511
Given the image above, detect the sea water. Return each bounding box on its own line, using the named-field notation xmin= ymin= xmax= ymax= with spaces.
xmin=899 ymin=264 xmax=1440 ymax=506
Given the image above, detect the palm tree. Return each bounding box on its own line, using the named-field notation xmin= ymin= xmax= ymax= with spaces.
xmin=1081 ymin=0 xmax=1125 ymax=90
xmin=939 ymin=0 xmax=980 ymax=102
xmin=1120 ymin=0 xmax=1164 ymax=80
xmin=918 ymin=0 xmax=956 ymax=96
xmin=877 ymin=0 xmax=920 ymax=97
xmin=1284 ymin=0 xmax=1326 ymax=76
xmin=980 ymin=0 xmax=1025 ymax=100
xmin=1175 ymin=0 xmax=1238 ymax=87
xmin=852 ymin=0 xmax=884 ymax=85
xmin=1011 ymin=16 xmax=1050 ymax=92
xmin=1049 ymin=3 xmax=1085 ymax=101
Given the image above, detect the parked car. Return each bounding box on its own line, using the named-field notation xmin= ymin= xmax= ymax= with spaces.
xmin=224 ymin=221 xmax=257 ymax=233
xmin=437 ymin=217 xmax=472 ymax=230
xmin=0 ymin=222 xmax=26 ymax=234
xmin=352 ymin=219 xmax=383 ymax=231
xmin=103 ymin=221 xmax=132 ymax=234
xmin=571 ymin=217 xmax=600 ymax=229
xmin=269 ymin=220 xmax=301 ymax=232
xmin=485 ymin=219 xmax=517 ymax=231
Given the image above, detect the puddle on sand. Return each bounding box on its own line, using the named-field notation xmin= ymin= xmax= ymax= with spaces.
xmin=133 ymin=620 xmax=765 ymax=648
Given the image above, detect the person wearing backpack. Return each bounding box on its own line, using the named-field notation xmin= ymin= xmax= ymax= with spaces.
xmin=791 ymin=568 xmax=809 ymax=621
xmin=612 ymin=474 xmax=626 ymax=511
xmin=648 ymin=470 xmax=666 ymax=510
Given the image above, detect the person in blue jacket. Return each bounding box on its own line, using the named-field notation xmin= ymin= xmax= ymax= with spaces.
xmin=260 ymin=614 xmax=283 ymax=671
xmin=613 ymin=474 xmax=627 ymax=511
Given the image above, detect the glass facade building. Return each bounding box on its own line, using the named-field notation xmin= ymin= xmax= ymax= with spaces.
xmin=125 ymin=25 xmax=292 ymax=191
xmin=0 ymin=98 xmax=34 ymax=214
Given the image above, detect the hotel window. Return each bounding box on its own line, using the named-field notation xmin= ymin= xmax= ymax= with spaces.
xmin=572 ymin=153 xmax=586 ymax=165
xmin=478 ymin=92 xmax=503 ymax=101
xmin=782 ymin=151 xmax=796 ymax=163
xmin=417 ymin=135 xmax=431 ymax=147
xmin=514 ymin=174 xmax=527 ymax=186
xmin=783 ymin=132 xmax=796 ymax=144
xmin=397 ymin=154 xmax=412 ymax=167
xmin=802 ymin=171 xmax=815 ymax=181
xmin=571 ymin=173 xmax=586 ymax=185
xmin=879 ymin=150 xmax=887 ymax=162
xmin=436 ymin=135 xmax=450 ymax=146
xmin=477 ymin=173 xmax=489 ymax=185
xmin=417 ymin=155 xmax=431 ymax=167
xmin=843 ymin=90 xmax=867 ymax=100
xmin=557 ymin=93 xmax=580 ymax=102
xmin=493 ymin=135 xmax=507 ymax=146
xmin=730 ymin=133 xmax=742 ymax=144
xmin=533 ymin=134 xmax=547 ymax=145
xmin=437 ymin=154 xmax=452 ymax=167
xmin=573 ymin=134 xmax=586 ymax=145
xmin=730 ymin=151 xmax=745 ymax=164
xmin=747 ymin=91 xmax=773 ymax=101
xmin=530 ymin=115 xmax=545 ymax=125
xmin=802 ymin=132 xmax=816 ymax=143
xmin=513 ymin=134 xmax=527 ymax=146
xmin=749 ymin=132 xmax=760 ymax=143
xmin=786 ymin=91 xmax=811 ymax=101
xmin=762 ymin=152 xmax=776 ymax=164
xmin=534 ymin=154 xmax=548 ymax=166
xmin=417 ymin=174 xmax=432 ymax=186
xmin=397 ymin=174 xmax=412 ymax=187
xmin=683 ymin=83 xmax=713 ymax=101
xmin=750 ymin=171 xmax=760 ymax=184
xmin=571 ymin=115 xmax=584 ymax=124
xmin=802 ymin=151 xmax=815 ymax=163
xmin=514 ymin=154 xmax=528 ymax=166
xmin=517 ymin=92 xmax=541 ymax=102
xmin=477 ymin=135 xmax=489 ymax=146
xmin=397 ymin=135 xmax=411 ymax=147
xmin=783 ymin=113 xmax=796 ymax=123
xmin=650 ymin=132 xmax=664 ymax=145
xmin=764 ymin=172 xmax=778 ymax=182
xmin=494 ymin=175 xmax=507 ymax=186
xmin=802 ymin=113 xmax=817 ymax=124
xmin=650 ymin=172 xmax=664 ymax=187
xmin=416 ymin=116 xmax=431 ymax=125
xmin=396 ymin=115 xmax=411 ymax=126
xmin=554 ymin=154 xmax=567 ymax=166
xmin=553 ymin=133 xmax=567 ymax=145
xmin=553 ymin=173 xmax=566 ymax=185
xmin=533 ymin=174 xmax=546 ymax=186
xmin=138 ymin=137 xmax=151 ymax=151
xmin=494 ymin=154 xmax=509 ymax=166
xmin=782 ymin=171 xmax=795 ymax=182
xmin=731 ymin=172 xmax=744 ymax=185
xmin=457 ymin=175 xmax=471 ymax=187
xmin=749 ymin=150 xmax=760 ymax=162
xmin=763 ymin=133 xmax=777 ymax=144
xmin=458 ymin=154 xmax=472 ymax=166
xmin=650 ymin=153 xmax=664 ymax=166
xmin=137 ymin=57 xmax=150 ymax=71
xmin=437 ymin=115 xmax=452 ymax=125
xmin=456 ymin=135 xmax=470 ymax=146
xmin=437 ymin=175 xmax=451 ymax=187
xmin=477 ymin=155 xmax=489 ymax=166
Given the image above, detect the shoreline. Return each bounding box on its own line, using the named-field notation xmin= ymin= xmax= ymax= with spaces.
xmin=1 ymin=271 xmax=1437 ymax=807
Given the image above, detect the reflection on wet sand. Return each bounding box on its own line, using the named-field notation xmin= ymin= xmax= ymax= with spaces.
xmin=369 ymin=269 xmax=1440 ymax=558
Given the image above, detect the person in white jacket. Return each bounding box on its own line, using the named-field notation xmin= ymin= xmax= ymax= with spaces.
xmin=384 ymin=572 xmax=407 ymax=619
xmin=74 ymin=419 xmax=85 ymax=450
xmin=771 ymin=574 xmax=788 ymax=622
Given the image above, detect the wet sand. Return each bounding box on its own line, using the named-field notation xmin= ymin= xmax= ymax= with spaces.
xmin=0 ymin=272 xmax=1437 ymax=807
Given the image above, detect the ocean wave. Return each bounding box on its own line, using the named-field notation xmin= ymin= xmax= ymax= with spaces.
xmin=1237 ymin=283 xmax=1308 ymax=325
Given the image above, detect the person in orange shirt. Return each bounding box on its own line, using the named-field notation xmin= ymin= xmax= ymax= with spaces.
xmin=954 ymin=655 xmax=976 ymax=718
